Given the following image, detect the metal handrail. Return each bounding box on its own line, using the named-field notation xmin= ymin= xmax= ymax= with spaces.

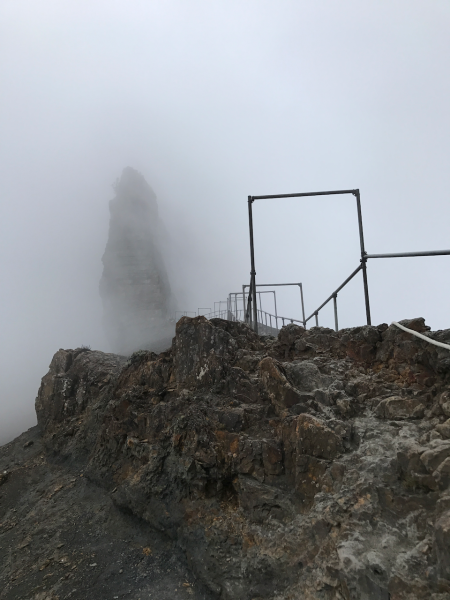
xmin=304 ymin=264 xmax=362 ymax=331
xmin=255 ymin=308 xmax=303 ymax=330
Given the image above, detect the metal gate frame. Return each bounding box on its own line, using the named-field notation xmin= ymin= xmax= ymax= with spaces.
xmin=247 ymin=189 xmax=450 ymax=333
xmin=248 ymin=189 xmax=370 ymax=333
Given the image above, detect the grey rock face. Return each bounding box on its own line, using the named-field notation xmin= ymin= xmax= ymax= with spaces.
xmin=29 ymin=316 xmax=450 ymax=599
xmin=100 ymin=167 xmax=174 ymax=355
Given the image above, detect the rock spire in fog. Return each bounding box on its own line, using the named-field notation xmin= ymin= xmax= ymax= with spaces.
xmin=100 ymin=167 xmax=174 ymax=354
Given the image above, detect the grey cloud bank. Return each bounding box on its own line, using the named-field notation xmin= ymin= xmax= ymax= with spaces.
xmin=1 ymin=0 xmax=449 ymax=443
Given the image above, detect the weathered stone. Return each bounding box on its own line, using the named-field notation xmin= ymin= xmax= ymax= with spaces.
xmin=435 ymin=510 xmax=450 ymax=579
xmin=375 ymin=395 xmax=425 ymax=419
xmin=284 ymin=359 xmax=332 ymax=393
xmin=340 ymin=324 xmax=383 ymax=363
xmin=276 ymin=323 xmax=306 ymax=359
xmin=420 ymin=441 xmax=450 ymax=472
xmin=436 ymin=419 xmax=450 ymax=439
xmin=259 ymin=356 xmax=306 ymax=412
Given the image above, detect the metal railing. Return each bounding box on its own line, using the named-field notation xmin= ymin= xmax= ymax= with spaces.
xmin=228 ymin=290 xmax=278 ymax=323
xmin=304 ymin=264 xmax=362 ymax=331
xmin=245 ymin=187 xmax=450 ymax=334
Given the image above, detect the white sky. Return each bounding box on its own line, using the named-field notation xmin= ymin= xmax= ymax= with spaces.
xmin=1 ymin=0 xmax=450 ymax=442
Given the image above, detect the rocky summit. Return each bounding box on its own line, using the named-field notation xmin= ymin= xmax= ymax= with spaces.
xmin=2 ymin=317 xmax=450 ymax=600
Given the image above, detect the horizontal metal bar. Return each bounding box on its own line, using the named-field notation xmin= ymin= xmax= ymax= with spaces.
xmin=366 ymin=250 xmax=450 ymax=259
xmin=243 ymin=283 xmax=302 ymax=287
xmin=235 ymin=290 xmax=275 ymax=295
xmin=253 ymin=309 xmax=303 ymax=325
xmin=251 ymin=189 xmax=357 ymax=200
xmin=305 ymin=264 xmax=363 ymax=324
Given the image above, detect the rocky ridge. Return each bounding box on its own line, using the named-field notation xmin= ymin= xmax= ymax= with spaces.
xmin=3 ymin=316 xmax=450 ymax=599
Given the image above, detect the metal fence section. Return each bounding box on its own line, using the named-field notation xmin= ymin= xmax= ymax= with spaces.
xmin=242 ymin=282 xmax=305 ymax=328
xmin=247 ymin=189 xmax=371 ymax=334
xmin=246 ymin=188 xmax=450 ymax=334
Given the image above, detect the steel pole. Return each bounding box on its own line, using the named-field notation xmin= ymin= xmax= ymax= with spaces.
xmin=354 ymin=190 xmax=371 ymax=325
xmin=333 ymin=294 xmax=338 ymax=332
xmin=248 ymin=197 xmax=258 ymax=333
xmin=366 ymin=249 xmax=450 ymax=259
xmin=273 ymin=290 xmax=278 ymax=329
xmin=299 ymin=283 xmax=306 ymax=328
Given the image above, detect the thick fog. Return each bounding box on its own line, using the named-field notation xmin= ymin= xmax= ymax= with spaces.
xmin=1 ymin=0 xmax=450 ymax=444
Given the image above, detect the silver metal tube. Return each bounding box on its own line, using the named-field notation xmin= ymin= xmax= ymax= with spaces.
xmin=315 ymin=313 xmax=319 ymax=326
xmin=333 ymin=294 xmax=338 ymax=332
xmin=299 ymin=283 xmax=306 ymax=328
xmin=366 ymin=250 xmax=450 ymax=259
xmin=274 ymin=291 xmax=278 ymax=325
xmin=248 ymin=198 xmax=258 ymax=333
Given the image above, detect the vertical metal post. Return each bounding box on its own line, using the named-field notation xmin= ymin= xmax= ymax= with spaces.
xmin=273 ymin=291 xmax=278 ymax=327
xmin=315 ymin=313 xmax=319 ymax=326
xmin=242 ymin=285 xmax=246 ymax=321
xmin=299 ymin=283 xmax=306 ymax=328
xmin=333 ymin=294 xmax=338 ymax=332
xmin=248 ymin=197 xmax=258 ymax=333
xmin=354 ymin=190 xmax=371 ymax=325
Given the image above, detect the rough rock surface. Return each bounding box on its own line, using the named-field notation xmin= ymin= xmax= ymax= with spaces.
xmin=0 ymin=427 xmax=214 ymax=600
xmin=3 ymin=316 xmax=450 ymax=599
xmin=99 ymin=167 xmax=175 ymax=354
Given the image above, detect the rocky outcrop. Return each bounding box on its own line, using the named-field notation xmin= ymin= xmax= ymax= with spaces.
xmin=17 ymin=317 xmax=450 ymax=597
xmin=0 ymin=427 xmax=214 ymax=600
xmin=99 ymin=167 xmax=174 ymax=355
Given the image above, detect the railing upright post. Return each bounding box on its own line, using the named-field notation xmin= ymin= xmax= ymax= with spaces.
xmin=354 ymin=189 xmax=371 ymax=326
xmin=333 ymin=294 xmax=338 ymax=332
xmin=248 ymin=197 xmax=258 ymax=333
xmin=273 ymin=291 xmax=278 ymax=327
xmin=299 ymin=283 xmax=306 ymax=329
xmin=315 ymin=313 xmax=319 ymax=326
